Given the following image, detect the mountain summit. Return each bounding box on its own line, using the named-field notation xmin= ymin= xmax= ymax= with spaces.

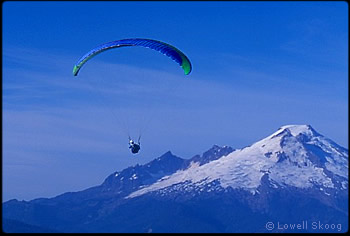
xmin=127 ymin=125 xmax=348 ymax=198
xmin=3 ymin=125 xmax=348 ymax=233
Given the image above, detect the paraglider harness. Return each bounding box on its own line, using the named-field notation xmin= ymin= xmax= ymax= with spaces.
xmin=128 ymin=136 xmax=141 ymax=154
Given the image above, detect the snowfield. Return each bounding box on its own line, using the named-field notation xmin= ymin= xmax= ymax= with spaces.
xmin=127 ymin=125 xmax=348 ymax=198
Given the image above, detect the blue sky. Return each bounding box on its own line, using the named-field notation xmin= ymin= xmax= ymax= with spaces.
xmin=3 ymin=1 xmax=348 ymax=201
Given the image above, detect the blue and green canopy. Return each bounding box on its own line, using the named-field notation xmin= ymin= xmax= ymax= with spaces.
xmin=73 ymin=38 xmax=192 ymax=76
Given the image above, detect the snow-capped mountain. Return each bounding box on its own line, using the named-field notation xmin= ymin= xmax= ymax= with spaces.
xmin=3 ymin=125 xmax=348 ymax=233
xmin=99 ymin=145 xmax=234 ymax=196
xmin=127 ymin=125 xmax=348 ymax=199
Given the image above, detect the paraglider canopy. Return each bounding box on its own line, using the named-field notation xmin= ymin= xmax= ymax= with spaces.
xmin=73 ymin=38 xmax=192 ymax=76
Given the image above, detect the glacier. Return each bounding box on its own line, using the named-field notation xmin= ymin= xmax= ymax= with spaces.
xmin=127 ymin=125 xmax=348 ymax=198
